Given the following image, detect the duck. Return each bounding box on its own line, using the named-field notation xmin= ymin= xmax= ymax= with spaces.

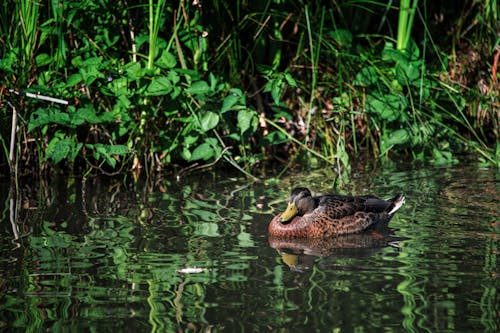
xmin=268 ymin=187 xmax=405 ymax=238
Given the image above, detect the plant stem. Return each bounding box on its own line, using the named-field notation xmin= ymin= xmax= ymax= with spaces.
xmin=8 ymin=102 xmax=18 ymax=176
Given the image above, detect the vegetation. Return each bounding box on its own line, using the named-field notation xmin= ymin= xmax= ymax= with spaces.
xmin=1 ymin=0 xmax=498 ymax=178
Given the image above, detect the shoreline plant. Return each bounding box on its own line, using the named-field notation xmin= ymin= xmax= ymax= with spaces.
xmin=0 ymin=1 xmax=498 ymax=178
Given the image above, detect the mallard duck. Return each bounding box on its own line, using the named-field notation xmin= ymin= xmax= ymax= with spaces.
xmin=268 ymin=187 xmax=405 ymax=238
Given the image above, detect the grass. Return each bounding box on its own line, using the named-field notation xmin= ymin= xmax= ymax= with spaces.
xmin=0 ymin=0 xmax=498 ymax=178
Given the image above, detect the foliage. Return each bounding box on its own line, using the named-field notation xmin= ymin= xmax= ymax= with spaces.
xmin=0 ymin=0 xmax=498 ymax=177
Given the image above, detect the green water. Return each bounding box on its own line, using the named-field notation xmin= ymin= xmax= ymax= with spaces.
xmin=0 ymin=164 xmax=498 ymax=332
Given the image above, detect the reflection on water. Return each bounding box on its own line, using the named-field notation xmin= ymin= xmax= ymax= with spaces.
xmin=269 ymin=226 xmax=404 ymax=272
xmin=0 ymin=164 xmax=498 ymax=332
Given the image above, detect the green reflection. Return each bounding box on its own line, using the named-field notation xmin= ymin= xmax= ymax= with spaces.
xmin=0 ymin=164 xmax=497 ymax=332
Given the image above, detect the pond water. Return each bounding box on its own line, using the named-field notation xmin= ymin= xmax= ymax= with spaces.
xmin=0 ymin=162 xmax=498 ymax=332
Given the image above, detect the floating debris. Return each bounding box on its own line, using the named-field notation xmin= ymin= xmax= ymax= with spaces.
xmin=176 ymin=267 xmax=207 ymax=274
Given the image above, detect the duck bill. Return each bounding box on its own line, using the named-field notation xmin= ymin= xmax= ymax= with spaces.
xmin=279 ymin=202 xmax=298 ymax=223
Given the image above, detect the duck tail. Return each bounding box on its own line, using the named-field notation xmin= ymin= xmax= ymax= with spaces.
xmin=388 ymin=194 xmax=405 ymax=215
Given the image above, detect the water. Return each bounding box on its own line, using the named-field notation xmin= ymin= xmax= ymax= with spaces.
xmin=0 ymin=163 xmax=498 ymax=332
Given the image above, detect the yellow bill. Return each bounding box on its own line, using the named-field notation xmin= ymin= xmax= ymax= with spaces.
xmin=279 ymin=202 xmax=298 ymax=223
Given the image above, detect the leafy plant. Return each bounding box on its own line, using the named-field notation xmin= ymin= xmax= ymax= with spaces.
xmin=1 ymin=0 xmax=498 ymax=176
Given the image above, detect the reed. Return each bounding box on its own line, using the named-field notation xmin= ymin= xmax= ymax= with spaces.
xmin=396 ymin=0 xmax=419 ymax=52
xmin=0 ymin=0 xmax=498 ymax=175
xmin=147 ymin=0 xmax=167 ymax=70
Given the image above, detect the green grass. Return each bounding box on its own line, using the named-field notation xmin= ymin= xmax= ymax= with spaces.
xmin=0 ymin=0 xmax=498 ymax=178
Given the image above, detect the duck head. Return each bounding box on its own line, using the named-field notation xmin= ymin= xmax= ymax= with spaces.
xmin=279 ymin=187 xmax=316 ymax=223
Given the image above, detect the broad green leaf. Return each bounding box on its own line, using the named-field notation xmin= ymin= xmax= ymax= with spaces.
xmin=200 ymin=111 xmax=219 ymax=132
xmin=86 ymin=143 xmax=129 ymax=168
xmin=353 ymin=66 xmax=378 ymax=86
xmin=386 ymin=128 xmax=409 ymax=146
xmin=267 ymin=79 xmax=284 ymax=104
xmin=209 ymin=72 xmax=218 ymax=91
xmin=183 ymin=134 xmax=199 ymax=145
xmin=82 ymin=57 xmax=102 ymax=66
xmin=366 ymin=93 xmax=407 ymax=122
xmin=204 ymin=137 xmax=222 ymax=154
xmin=186 ymin=80 xmax=210 ymax=95
xmin=72 ymin=106 xmax=99 ymax=125
xmin=66 ymin=73 xmax=82 ymax=87
xmin=28 ymin=108 xmax=71 ymax=131
xmin=382 ymin=42 xmax=407 ymax=63
xmin=146 ymin=77 xmax=172 ymax=96
xmin=99 ymin=111 xmax=116 ymax=123
xmin=46 ymin=136 xmax=81 ymax=163
xmin=36 ymin=53 xmax=52 ymax=66
xmin=0 ymin=51 xmax=17 ymax=72
xmin=79 ymin=65 xmax=105 ymax=86
xmin=237 ymin=109 xmax=257 ymax=135
xmin=396 ymin=61 xmax=420 ymax=85
xmin=261 ymin=131 xmax=289 ymax=145
xmin=157 ymin=51 xmax=176 ymax=69
xmin=108 ymin=77 xmax=128 ymax=96
xmin=221 ymin=94 xmax=240 ymax=113
xmin=181 ymin=146 xmax=192 ymax=161
xmin=125 ymin=61 xmax=143 ymax=80
xmin=284 ymin=73 xmax=297 ymax=87
xmin=407 ymin=39 xmax=420 ymax=60
xmin=329 ymin=29 xmax=353 ymax=48
xmin=168 ymin=70 xmax=180 ymax=85
xmin=190 ymin=142 xmax=214 ymax=161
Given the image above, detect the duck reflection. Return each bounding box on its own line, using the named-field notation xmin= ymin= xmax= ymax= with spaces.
xmin=269 ymin=228 xmax=400 ymax=272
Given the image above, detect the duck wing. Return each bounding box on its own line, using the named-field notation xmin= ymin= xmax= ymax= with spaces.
xmin=314 ymin=194 xmax=402 ymax=218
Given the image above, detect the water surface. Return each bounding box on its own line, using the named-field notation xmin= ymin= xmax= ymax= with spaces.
xmin=0 ymin=163 xmax=498 ymax=332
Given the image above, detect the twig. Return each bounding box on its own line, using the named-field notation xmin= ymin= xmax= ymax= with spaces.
xmin=9 ymin=89 xmax=68 ymax=105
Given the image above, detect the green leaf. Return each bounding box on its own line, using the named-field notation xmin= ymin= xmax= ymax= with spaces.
xmin=86 ymin=143 xmax=129 ymax=168
xmin=200 ymin=111 xmax=219 ymax=132
xmin=284 ymin=73 xmax=297 ymax=87
xmin=382 ymin=43 xmax=407 ymax=63
xmin=168 ymin=70 xmax=180 ymax=85
xmin=366 ymin=93 xmax=407 ymax=122
xmin=186 ymin=80 xmax=210 ymax=95
xmin=71 ymin=106 xmax=99 ymax=125
xmin=108 ymin=77 xmax=128 ymax=96
xmin=221 ymin=94 xmax=240 ymax=113
xmin=66 ymin=73 xmax=82 ymax=87
xmin=353 ymin=66 xmax=378 ymax=86
xmin=181 ymin=146 xmax=192 ymax=161
xmin=329 ymin=29 xmax=353 ymax=48
xmin=157 ymin=51 xmax=176 ymax=69
xmin=190 ymin=142 xmax=214 ymax=161
xmin=146 ymin=77 xmax=172 ymax=96
xmin=268 ymin=79 xmax=284 ymax=104
xmin=261 ymin=131 xmax=289 ymax=145
xmin=125 ymin=61 xmax=143 ymax=80
xmin=82 ymin=57 xmax=102 ymax=66
xmin=0 ymin=51 xmax=17 ymax=73
xmin=107 ymin=144 xmax=129 ymax=155
xmin=386 ymin=128 xmax=410 ymax=147
xmin=46 ymin=136 xmax=81 ymax=163
xmin=396 ymin=61 xmax=420 ymax=85
xmin=237 ymin=109 xmax=258 ymax=136
xmin=71 ymin=56 xmax=83 ymax=67
xmin=36 ymin=53 xmax=52 ymax=66
xmin=183 ymin=134 xmax=199 ymax=145
xmin=28 ymin=108 xmax=71 ymax=131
